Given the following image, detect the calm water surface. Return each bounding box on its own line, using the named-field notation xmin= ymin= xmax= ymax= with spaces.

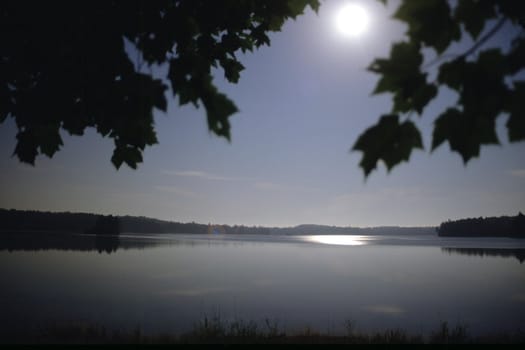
xmin=1 ymin=233 xmax=524 ymax=336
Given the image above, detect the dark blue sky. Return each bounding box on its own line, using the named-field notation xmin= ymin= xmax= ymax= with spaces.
xmin=1 ymin=0 xmax=524 ymax=227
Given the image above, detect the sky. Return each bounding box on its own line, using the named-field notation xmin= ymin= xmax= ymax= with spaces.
xmin=1 ymin=0 xmax=524 ymax=228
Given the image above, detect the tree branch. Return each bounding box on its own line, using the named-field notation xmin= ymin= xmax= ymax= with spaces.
xmin=423 ymin=17 xmax=507 ymax=70
xmin=422 ymin=53 xmax=462 ymax=69
xmin=458 ymin=17 xmax=507 ymax=60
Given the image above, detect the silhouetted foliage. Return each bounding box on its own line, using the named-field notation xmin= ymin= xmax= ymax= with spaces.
xmin=2 ymin=1 xmax=522 ymax=175
xmin=0 ymin=0 xmax=319 ymax=169
xmin=437 ymin=212 xmax=525 ymax=238
xmin=355 ymin=0 xmax=525 ymax=176
xmin=3 ymin=318 xmax=524 ymax=344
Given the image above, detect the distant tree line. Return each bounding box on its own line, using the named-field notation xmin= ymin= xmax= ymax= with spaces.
xmin=85 ymin=215 xmax=120 ymax=235
xmin=0 ymin=208 xmax=438 ymax=236
xmin=222 ymin=225 xmax=270 ymax=235
xmin=437 ymin=213 xmax=525 ymax=238
xmin=270 ymin=224 xmax=436 ymax=236
xmin=0 ymin=208 xmax=99 ymax=233
xmin=8 ymin=208 xmax=524 ymax=238
xmin=119 ymin=215 xmax=208 ymax=234
xmin=0 ymin=209 xmax=271 ymax=235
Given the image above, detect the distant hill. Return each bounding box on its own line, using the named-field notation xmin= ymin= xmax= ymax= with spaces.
xmin=437 ymin=213 xmax=525 ymax=238
xmin=0 ymin=208 xmax=436 ymax=235
xmin=269 ymin=224 xmax=436 ymax=236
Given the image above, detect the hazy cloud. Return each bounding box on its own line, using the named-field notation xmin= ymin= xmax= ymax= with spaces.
xmin=511 ymin=293 xmax=525 ymax=302
xmin=163 ymin=170 xmax=245 ymax=182
xmin=363 ymin=305 xmax=405 ymax=315
xmin=164 ymin=170 xmax=322 ymax=196
xmin=151 ymin=271 xmax=189 ymax=280
xmin=254 ymin=181 xmax=321 ymax=193
xmin=155 ymin=286 xmax=228 ymax=297
xmin=154 ymin=185 xmax=200 ymax=198
xmin=254 ymin=181 xmax=286 ymax=190
xmin=252 ymin=278 xmax=277 ymax=287
xmin=509 ymin=169 xmax=525 ymax=178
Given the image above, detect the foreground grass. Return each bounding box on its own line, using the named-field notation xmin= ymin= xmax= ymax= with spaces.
xmin=5 ymin=317 xmax=525 ymax=344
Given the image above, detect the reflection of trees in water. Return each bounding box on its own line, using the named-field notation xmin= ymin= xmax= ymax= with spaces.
xmin=0 ymin=232 xmax=165 ymax=254
xmin=0 ymin=233 xmax=266 ymax=253
xmin=94 ymin=235 xmax=119 ymax=254
xmin=442 ymin=248 xmax=525 ymax=264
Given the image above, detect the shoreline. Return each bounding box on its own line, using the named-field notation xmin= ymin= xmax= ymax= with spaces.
xmin=2 ymin=318 xmax=524 ymax=344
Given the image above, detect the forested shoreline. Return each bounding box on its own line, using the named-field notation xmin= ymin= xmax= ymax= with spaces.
xmin=437 ymin=213 xmax=525 ymax=238
xmin=0 ymin=208 xmax=435 ymax=235
xmin=2 ymin=208 xmax=524 ymax=238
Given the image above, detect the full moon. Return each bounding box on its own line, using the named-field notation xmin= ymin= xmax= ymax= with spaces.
xmin=336 ymin=4 xmax=369 ymax=37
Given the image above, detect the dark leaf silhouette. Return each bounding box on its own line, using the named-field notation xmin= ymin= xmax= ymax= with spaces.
xmin=393 ymin=0 xmax=460 ymax=54
xmin=0 ymin=0 xmax=319 ymax=168
xmin=431 ymin=108 xmax=499 ymax=164
xmin=454 ymin=0 xmax=495 ymax=40
xmin=357 ymin=0 xmax=525 ymax=176
xmin=353 ymin=114 xmax=423 ymax=177
xmin=369 ymin=42 xmax=436 ymax=115
xmin=505 ymin=81 xmax=525 ymax=142
xmin=0 ymin=0 xmax=524 ymax=175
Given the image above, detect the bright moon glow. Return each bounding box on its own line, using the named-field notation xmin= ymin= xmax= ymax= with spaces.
xmin=310 ymin=235 xmax=367 ymax=246
xmin=336 ymin=4 xmax=369 ymax=37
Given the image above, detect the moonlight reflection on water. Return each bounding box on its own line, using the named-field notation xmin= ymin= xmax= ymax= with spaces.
xmin=309 ymin=235 xmax=368 ymax=246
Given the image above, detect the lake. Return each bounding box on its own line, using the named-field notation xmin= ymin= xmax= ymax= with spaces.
xmin=1 ymin=232 xmax=524 ymax=338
